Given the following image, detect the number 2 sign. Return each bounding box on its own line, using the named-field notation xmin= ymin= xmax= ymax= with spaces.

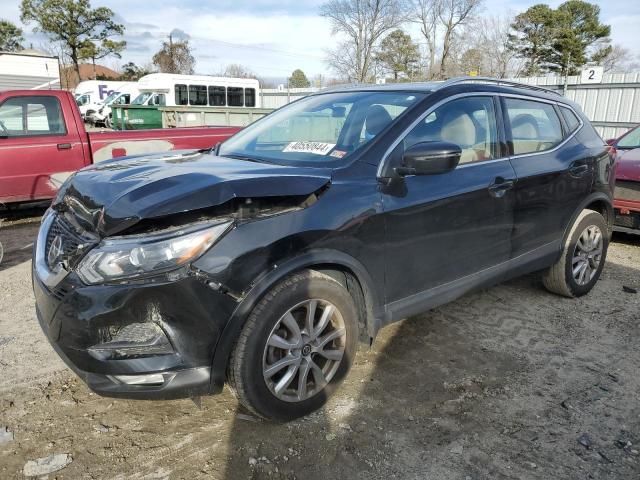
xmin=580 ymin=66 xmax=604 ymax=84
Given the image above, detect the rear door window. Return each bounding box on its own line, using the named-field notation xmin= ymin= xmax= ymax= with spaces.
xmin=505 ymin=98 xmax=563 ymax=155
xmin=0 ymin=96 xmax=66 ymax=137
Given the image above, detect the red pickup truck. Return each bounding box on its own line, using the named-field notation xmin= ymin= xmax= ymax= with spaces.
xmin=0 ymin=90 xmax=241 ymax=205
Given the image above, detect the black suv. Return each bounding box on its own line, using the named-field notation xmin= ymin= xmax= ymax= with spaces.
xmin=33 ymin=78 xmax=615 ymax=420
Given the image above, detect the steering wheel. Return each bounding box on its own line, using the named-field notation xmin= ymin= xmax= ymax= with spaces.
xmin=0 ymin=119 xmax=9 ymax=135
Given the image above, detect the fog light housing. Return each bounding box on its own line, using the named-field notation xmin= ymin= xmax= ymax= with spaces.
xmin=108 ymin=374 xmax=166 ymax=386
xmin=88 ymin=322 xmax=174 ymax=360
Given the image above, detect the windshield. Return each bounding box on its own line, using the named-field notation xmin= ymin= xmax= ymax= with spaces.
xmin=102 ymin=91 xmax=121 ymax=105
xmin=75 ymin=94 xmax=89 ymax=106
xmin=132 ymin=92 xmax=152 ymax=105
xmin=618 ymin=126 xmax=640 ymax=150
xmin=218 ymin=91 xmax=425 ymax=166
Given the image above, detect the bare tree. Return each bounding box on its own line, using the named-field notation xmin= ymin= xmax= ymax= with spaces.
xmin=437 ymin=0 xmax=482 ymax=78
xmin=320 ymin=0 xmax=408 ymax=82
xmin=462 ymin=15 xmax=524 ymax=78
xmin=595 ymin=44 xmax=638 ymax=73
xmin=411 ymin=0 xmax=482 ymax=79
xmin=217 ymin=64 xmax=257 ymax=79
xmin=411 ymin=0 xmax=440 ymax=79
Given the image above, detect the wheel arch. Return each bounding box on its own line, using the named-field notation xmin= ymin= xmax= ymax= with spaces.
xmin=555 ymin=192 xmax=613 ymax=263
xmin=208 ymin=249 xmax=383 ymax=392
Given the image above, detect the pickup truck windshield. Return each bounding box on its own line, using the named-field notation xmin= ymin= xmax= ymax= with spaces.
xmin=219 ymin=91 xmax=425 ymax=166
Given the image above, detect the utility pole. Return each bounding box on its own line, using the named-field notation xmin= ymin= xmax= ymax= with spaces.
xmin=563 ymin=52 xmax=571 ymax=96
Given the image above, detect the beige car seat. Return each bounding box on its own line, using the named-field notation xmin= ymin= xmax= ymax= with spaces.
xmin=440 ymin=110 xmax=485 ymax=163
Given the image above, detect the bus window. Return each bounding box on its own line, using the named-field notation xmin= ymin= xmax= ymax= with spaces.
xmin=228 ymin=87 xmax=244 ymax=107
xmin=175 ymin=84 xmax=188 ymax=105
xmin=245 ymin=88 xmax=256 ymax=107
xmin=208 ymin=86 xmax=226 ymax=106
xmin=189 ymin=85 xmax=207 ymax=106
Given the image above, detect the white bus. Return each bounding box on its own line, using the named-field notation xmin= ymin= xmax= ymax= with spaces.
xmin=131 ymin=73 xmax=261 ymax=109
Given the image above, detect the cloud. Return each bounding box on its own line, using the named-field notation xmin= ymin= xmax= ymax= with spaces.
xmin=170 ymin=28 xmax=190 ymax=41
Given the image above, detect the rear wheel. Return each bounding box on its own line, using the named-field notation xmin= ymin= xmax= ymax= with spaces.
xmin=228 ymin=270 xmax=358 ymax=421
xmin=543 ymin=210 xmax=608 ymax=297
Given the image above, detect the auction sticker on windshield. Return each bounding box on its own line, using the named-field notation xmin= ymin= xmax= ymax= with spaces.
xmin=283 ymin=141 xmax=336 ymax=155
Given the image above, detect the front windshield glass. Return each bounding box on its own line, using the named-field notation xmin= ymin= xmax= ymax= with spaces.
xmin=75 ymin=94 xmax=89 ymax=106
xmin=219 ymin=91 xmax=425 ymax=165
xmin=618 ymin=126 xmax=640 ymax=150
xmin=132 ymin=92 xmax=152 ymax=105
xmin=102 ymin=92 xmax=121 ymax=105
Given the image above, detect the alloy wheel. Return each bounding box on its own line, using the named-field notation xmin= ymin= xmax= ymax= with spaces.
xmin=262 ymin=299 xmax=346 ymax=402
xmin=572 ymin=225 xmax=603 ymax=286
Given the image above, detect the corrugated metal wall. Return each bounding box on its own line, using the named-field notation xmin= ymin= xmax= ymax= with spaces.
xmin=513 ymin=73 xmax=640 ymax=139
xmin=260 ymin=74 xmax=640 ymax=139
xmin=0 ymin=53 xmax=61 ymax=91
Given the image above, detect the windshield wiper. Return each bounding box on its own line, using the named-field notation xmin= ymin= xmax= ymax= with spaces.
xmin=224 ymin=153 xmax=270 ymax=164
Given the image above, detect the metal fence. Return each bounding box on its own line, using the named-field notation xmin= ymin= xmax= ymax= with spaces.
xmin=260 ymin=74 xmax=640 ymax=139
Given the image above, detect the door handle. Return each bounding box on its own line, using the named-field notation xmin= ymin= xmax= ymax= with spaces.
xmin=569 ymin=162 xmax=588 ymax=176
xmin=57 ymin=143 xmax=72 ymax=150
xmin=488 ymin=177 xmax=515 ymax=198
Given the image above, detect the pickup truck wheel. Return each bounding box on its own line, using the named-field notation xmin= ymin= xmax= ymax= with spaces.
xmin=543 ymin=210 xmax=608 ymax=298
xmin=228 ymin=270 xmax=358 ymax=421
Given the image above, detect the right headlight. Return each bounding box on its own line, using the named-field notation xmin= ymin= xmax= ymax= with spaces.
xmin=77 ymin=220 xmax=232 ymax=285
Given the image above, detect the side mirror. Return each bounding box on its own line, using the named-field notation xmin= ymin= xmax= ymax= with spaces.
xmin=605 ymin=138 xmax=616 ymax=146
xmin=396 ymin=141 xmax=462 ymax=176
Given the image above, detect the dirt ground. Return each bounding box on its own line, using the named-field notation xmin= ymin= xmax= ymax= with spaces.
xmin=0 ymin=217 xmax=639 ymax=480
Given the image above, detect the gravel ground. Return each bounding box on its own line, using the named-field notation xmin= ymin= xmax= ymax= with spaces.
xmin=0 ymin=219 xmax=639 ymax=479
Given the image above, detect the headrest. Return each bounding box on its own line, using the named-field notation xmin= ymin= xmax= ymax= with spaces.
xmin=365 ymin=105 xmax=393 ymax=137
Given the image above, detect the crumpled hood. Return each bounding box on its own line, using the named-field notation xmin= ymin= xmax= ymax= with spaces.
xmin=54 ymin=150 xmax=331 ymax=236
xmin=616 ymin=148 xmax=640 ymax=181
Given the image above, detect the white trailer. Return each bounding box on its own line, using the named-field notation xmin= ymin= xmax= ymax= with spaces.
xmin=0 ymin=50 xmax=60 ymax=91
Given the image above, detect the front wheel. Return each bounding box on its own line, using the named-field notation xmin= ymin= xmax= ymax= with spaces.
xmin=228 ymin=270 xmax=358 ymax=421
xmin=543 ymin=210 xmax=609 ymax=297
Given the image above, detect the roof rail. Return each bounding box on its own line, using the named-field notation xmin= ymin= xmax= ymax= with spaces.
xmin=438 ymin=77 xmax=562 ymax=96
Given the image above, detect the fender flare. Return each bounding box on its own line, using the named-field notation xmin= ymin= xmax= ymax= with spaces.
xmin=556 ymin=192 xmax=613 ymax=261
xmin=208 ymin=249 xmax=383 ymax=392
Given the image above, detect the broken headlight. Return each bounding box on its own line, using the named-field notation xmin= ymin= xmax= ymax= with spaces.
xmin=77 ymin=220 xmax=232 ymax=284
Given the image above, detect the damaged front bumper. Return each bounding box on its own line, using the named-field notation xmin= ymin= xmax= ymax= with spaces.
xmin=33 ymin=242 xmax=239 ymax=399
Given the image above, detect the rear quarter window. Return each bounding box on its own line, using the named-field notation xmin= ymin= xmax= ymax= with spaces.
xmin=560 ymin=106 xmax=581 ymax=133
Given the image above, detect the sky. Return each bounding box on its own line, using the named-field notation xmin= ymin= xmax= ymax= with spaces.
xmin=2 ymin=0 xmax=639 ymax=80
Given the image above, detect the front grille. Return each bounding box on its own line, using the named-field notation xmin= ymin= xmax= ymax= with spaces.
xmin=45 ymin=214 xmax=94 ymax=270
xmin=615 ymin=180 xmax=640 ymax=202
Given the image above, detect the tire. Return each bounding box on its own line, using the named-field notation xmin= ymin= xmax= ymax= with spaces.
xmin=104 ymin=114 xmax=112 ymax=129
xmin=228 ymin=270 xmax=359 ymax=421
xmin=543 ymin=210 xmax=609 ymax=298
